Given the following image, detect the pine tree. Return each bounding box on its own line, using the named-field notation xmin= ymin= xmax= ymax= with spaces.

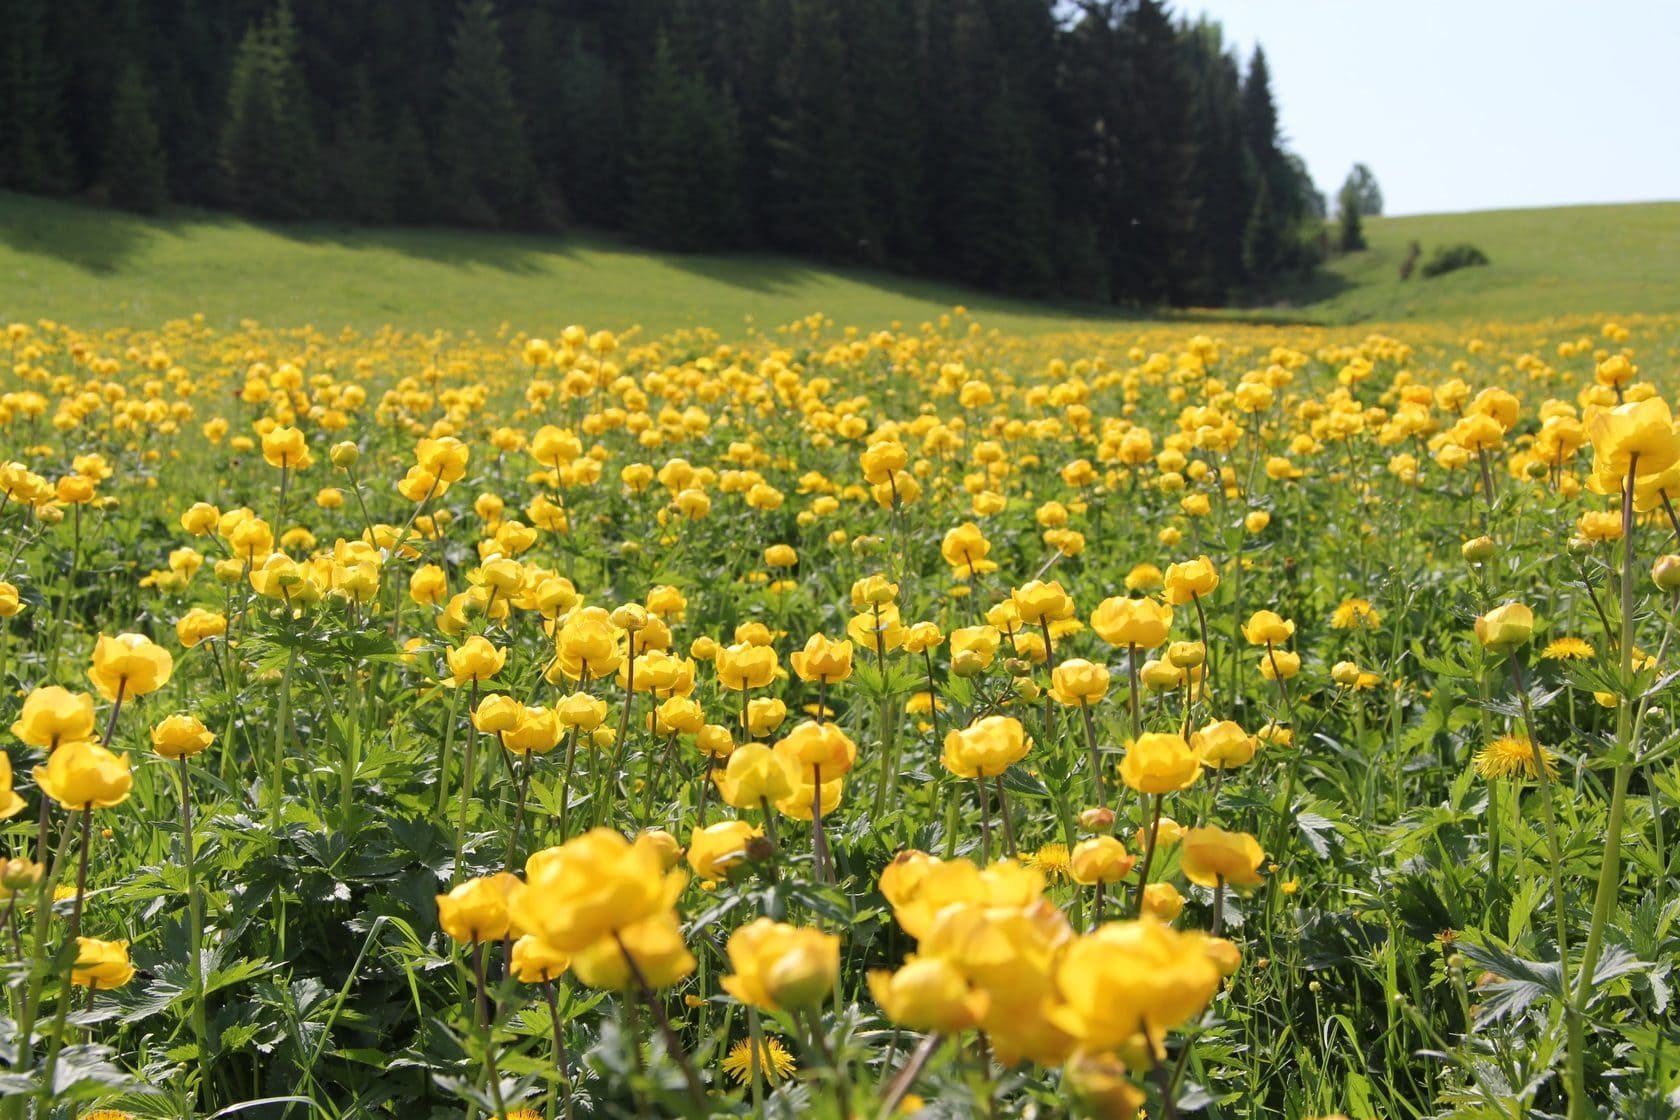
xmin=554 ymin=32 xmax=628 ymax=228
xmin=1242 ymin=176 xmax=1286 ymax=280
xmin=103 ymin=63 xmax=168 ymax=213
xmin=327 ymin=69 xmax=392 ymax=224
xmin=218 ymin=3 xmax=319 ymax=220
xmin=765 ymin=0 xmax=867 ymax=259
xmin=1336 ymin=183 xmax=1366 ymax=251
xmin=628 ymin=33 xmax=741 ymax=251
xmin=0 ymin=0 xmax=74 ymax=193
xmin=438 ymin=0 xmax=536 ymax=227
xmin=388 ymin=107 xmax=438 ymax=224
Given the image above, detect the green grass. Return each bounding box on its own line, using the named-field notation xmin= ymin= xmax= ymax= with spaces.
xmin=0 ymin=192 xmax=1123 ymax=338
xmin=2 ymin=191 xmax=1676 ymax=337
xmin=1279 ymin=201 xmax=1680 ymax=322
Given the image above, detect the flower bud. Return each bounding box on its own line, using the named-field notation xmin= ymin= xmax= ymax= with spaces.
xmin=1167 ymin=640 xmax=1205 ymax=668
xmin=1 ymin=858 xmax=43 ymax=892
xmin=1461 ymin=535 xmax=1495 ymax=563
xmin=1078 ymin=806 xmax=1116 ymax=833
xmin=329 ymin=441 xmax=360 ymax=468
xmin=1654 ymin=554 xmax=1680 ymax=592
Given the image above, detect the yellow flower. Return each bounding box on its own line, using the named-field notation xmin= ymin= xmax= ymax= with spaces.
xmin=509 ymin=934 xmax=571 ymax=984
xmin=721 ymin=1036 xmax=797 ymax=1086
xmin=949 ymin=625 xmax=1003 ymax=675
xmin=1118 ymin=733 xmax=1200 ymax=794
xmin=687 ymin=820 xmax=761 ymax=882
xmin=1191 ymin=720 xmax=1256 ymax=769
xmin=1049 ymin=659 xmax=1110 ymax=706
xmin=33 ymin=740 xmax=132 ymax=809
xmin=1049 ymin=918 xmax=1220 ymax=1048
xmin=940 ymin=522 xmax=994 ymax=572
xmin=789 ymin=633 xmax=854 ymax=684
xmin=436 ymin=873 xmax=520 ymax=943
xmin=446 ymin=635 xmax=506 ymax=684
xmin=1241 ymin=610 xmax=1295 ymax=646
xmin=773 ymin=719 xmax=857 ymax=780
xmin=510 ymin=828 xmax=688 ymax=952
xmin=868 ymin=957 xmax=987 ymax=1032
xmin=721 ymin=917 xmax=840 ymax=1011
xmin=1140 ymin=881 xmax=1184 ymax=921
xmin=1026 ymin=842 xmax=1073 ymax=881
xmin=1179 ymin=826 xmax=1265 ymax=888
xmin=150 ymin=714 xmax=215 ymax=760
xmin=1063 ymin=1051 xmax=1146 ymax=1120
xmin=1474 ymin=735 xmax=1559 ymax=781
xmin=260 ymin=425 xmax=311 ymax=470
xmin=1541 ymin=637 xmax=1594 ymax=661
xmin=1162 ymin=555 xmax=1219 ymax=604
xmin=1330 ymin=598 xmax=1381 ymax=630
xmin=71 ymin=937 xmax=135 ymax=989
xmin=1258 ymin=648 xmax=1301 ymax=681
xmin=11 ymin=686 xmax=97 ymax=748
xmin=1474 ymin=602 xmax=1534 ymax=650
xmin=941 ymin=715 xmax=1031 ymax=779
xmin=716 ymin=743 xmax=799 ymax=809
xmin=715 ymin=641 xmax=778 ymax=690
xmin=569 ymin=910 xmax=695 ymax=991
xmin=88 ymin=632 xmax=174 ymax=701
xmin=1011 ymin=579 xmax=1075 ymax=625
xmin=0 ymin=753 xmax=25 ymax=819
xmin=1069 ymin=836 xmax=1134 ymax=885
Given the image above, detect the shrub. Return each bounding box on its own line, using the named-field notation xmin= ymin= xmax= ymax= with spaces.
xmin=1420 ymin=242 xmax=1490 ymax=279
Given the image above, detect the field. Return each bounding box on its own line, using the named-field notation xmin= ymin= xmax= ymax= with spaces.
xmin=4 ymin=193 xmax=1679 ymax=338
xmin=1 ymin=195 xmax=1679 ymax=1120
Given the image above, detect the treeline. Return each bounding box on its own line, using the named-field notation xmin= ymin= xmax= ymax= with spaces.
xmin=0 ymin=0 xmax=1330 ymax=305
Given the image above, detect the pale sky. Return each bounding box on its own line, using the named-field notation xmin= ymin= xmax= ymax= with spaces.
xmin=1188 ymin=0 xmax=1680 ymax=215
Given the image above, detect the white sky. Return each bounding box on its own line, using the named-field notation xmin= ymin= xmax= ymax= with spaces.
xmin=1187 ymin=0 xmax=1680 ymax=215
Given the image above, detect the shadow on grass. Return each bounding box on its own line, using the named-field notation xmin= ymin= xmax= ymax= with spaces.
xmin=0 ymin=190 xmax=1363 ymax=328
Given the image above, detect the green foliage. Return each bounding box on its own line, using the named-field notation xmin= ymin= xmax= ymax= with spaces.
xmin=0 ymin=0 xmax=1326 ymax=307
xmin=439 ymin=0 xmax=538 ymax=229
xmin=1421 ymin=242 xmax=1493 ymax=279
xmin=218 ymin=2 xmax=318 ymax=220
xmin=103 ymin=65 xmax=169 ymax=215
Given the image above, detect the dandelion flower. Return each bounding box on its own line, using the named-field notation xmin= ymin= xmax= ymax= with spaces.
xmin=1474 ymin=736 xmax=1559 ymax=781
xmin=1025 ymin=842 xmax=1072 ymax=881
xmin=1330 ymin=598 xmax=1381 ymax=630
xmin=1541 ymin=637 xmax=1593 ymax=661
xmin=722 ymin=1036 xmax=797 ymax=1086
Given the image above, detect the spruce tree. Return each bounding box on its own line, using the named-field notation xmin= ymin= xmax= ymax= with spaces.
xmin=218 ymin=3 xmax=318 ymax=220
xmin=0 ymin=0 xmax=74 ymax=193
xmin=103 ymin=64 xmax=168 ymax=213
xmin=438 ymin=0 xmax=535 ymax=227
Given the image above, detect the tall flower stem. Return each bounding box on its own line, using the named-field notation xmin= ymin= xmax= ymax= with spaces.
xmin=453 ymin=678 xmax=480 ymax=880
xmin=543 ymin=980 xmax=575 ymax=1120
xmin=1079 ymin=701 xmax=1105 ymax=808
xmin=269 ymin=648 xmax=296 ymax=835
xmin=37 ymin=805 xmax=93 ymax=1108
xmin=1133 ymin=794 xmax=1164 ymax=916
xmin=612 ymin=931 xmax=706 ymax=1113
xmin=1566 ymin=455 xmax=1641 ymax=1120
xmin=469 ymin=942 xmax=508 ymax=1119
xmin=179 ymin=756 xmax=212 ymax=1107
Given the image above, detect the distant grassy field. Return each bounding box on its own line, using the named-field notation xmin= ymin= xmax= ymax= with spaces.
xmin=1279 ymin=201 xmax=1680 ymax=322
xmin=0 ymin=192 xmax=1122 ymax=338
xmin=2 ymin=191 xmax=1676 ymax=336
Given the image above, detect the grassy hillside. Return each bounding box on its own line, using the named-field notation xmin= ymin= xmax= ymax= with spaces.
xmin=2 ymin=192 xmax=1676 ymax=337
xmin=1281 ymin=201 xmax=1680 ymax=322
xmin=0 ymin=192 xmax=1122 ymax=338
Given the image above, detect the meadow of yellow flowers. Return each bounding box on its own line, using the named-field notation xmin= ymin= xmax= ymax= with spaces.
xmin=1 ymin=308 xmax=1677 ymax=1119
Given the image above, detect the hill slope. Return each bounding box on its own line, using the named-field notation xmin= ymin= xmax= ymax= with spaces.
xmin=1284 ymin=201 xmax=1680 ymax=322
xmin=0 ymin=193 xmax=1121 ymax=338
xmin=2 ymin=192 xmax=1676 ymax=336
